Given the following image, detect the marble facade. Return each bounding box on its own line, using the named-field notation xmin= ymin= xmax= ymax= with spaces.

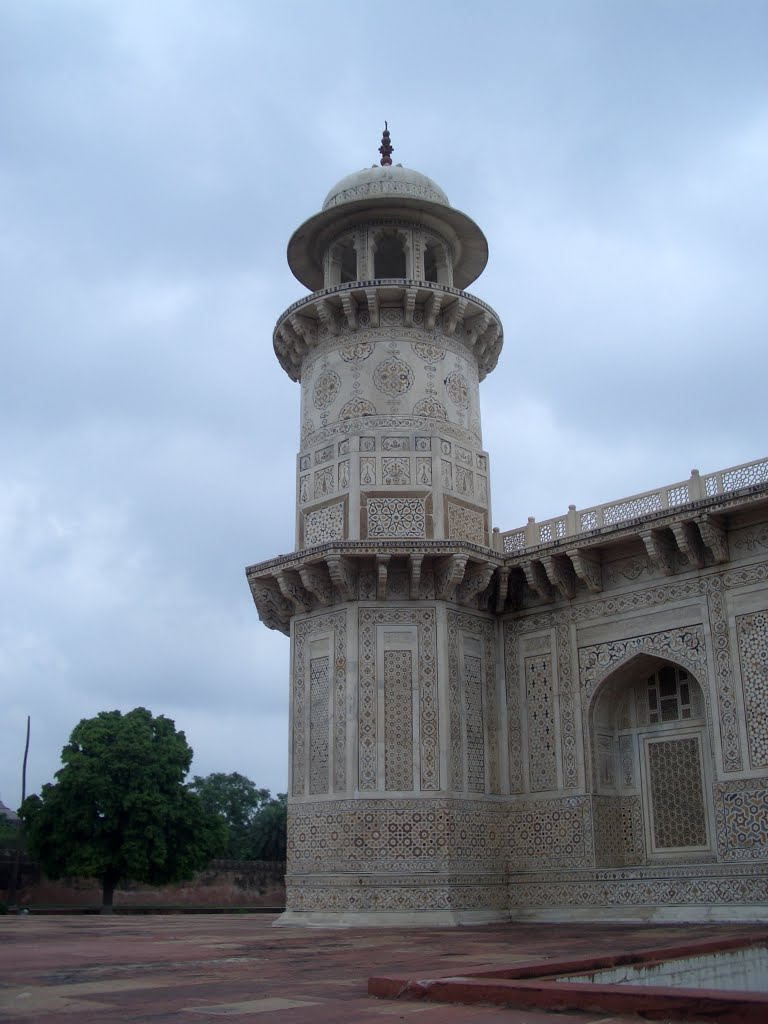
xmin=247 ymin=143 xmax=768 ymax=925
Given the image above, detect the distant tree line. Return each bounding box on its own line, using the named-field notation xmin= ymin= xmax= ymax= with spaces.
xmin=188 ymin=772 xmax=287 ymax=862
xmin=16 ymin=707 xmax=286 ymax=913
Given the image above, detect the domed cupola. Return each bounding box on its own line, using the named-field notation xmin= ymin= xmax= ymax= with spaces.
xmin=287 ymin=125 xmax=489 ymax=292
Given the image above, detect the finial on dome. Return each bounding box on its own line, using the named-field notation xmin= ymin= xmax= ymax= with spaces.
xmin=379 ymin=121 xmax=393 ymax=166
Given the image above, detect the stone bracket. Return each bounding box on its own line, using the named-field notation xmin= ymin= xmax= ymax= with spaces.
xmin=364 ymin=288 xmax=380 ymax=328
xmin=640 ymin=528 xmax=677 ymax=576
xmin=494 ymin=565 xmax=511 ymax=612
xmin=248 ymin=577 xmax=292 ymax=636
xmin=465 ymin=311 xmax=490 ymax=349
xmin=568 ymin=548 xmax=602 ymax=593
xmin=409 ymin=553 xmax=424 ymax=600
xmin=434 ymin=554 xmax=469 ymax=601
xmin=522 ymin=559 xmax=554 ymax=602
xmin=540 ymin=553 xmax=576 ymax=600
xmin=443 ymin=296 xmax=467 ymax=336
xmin=697 ymin=517 xmax=729 ymax=564
xmin=276 ymin=569 xmax=312 ymax=613
xmin=403 ymin=287 xmax=418 ymax=328
xmin=315 ymin=298 xmax=339 ymax=336
xmin=326 ymin=554 xmax=357 ymax=601
xmin=340 ymin=291 xmax=357 ymax=330
xmin=456 ymin=560 xmax=495 ymax=606
xmin=376 ymin=554 xmax=390 ymax=601
xmin=426 ymin=291 xmax=443 ymax=330
xmin=298 ymin=563 xmax=334 ymax=607
xmin=670 ymin=520 xmax=706 ymax=569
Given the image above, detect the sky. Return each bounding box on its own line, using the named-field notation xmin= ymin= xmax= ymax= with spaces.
xmin=2 ymin=0 xmax=767 ymax=808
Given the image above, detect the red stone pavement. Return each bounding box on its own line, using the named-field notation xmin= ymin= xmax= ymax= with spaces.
xmin=0 ymin=913 xmax=763 ymax=1022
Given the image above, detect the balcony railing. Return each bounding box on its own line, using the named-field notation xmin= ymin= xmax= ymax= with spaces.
xmin=498 ymin=456 xmax=768 ymax=554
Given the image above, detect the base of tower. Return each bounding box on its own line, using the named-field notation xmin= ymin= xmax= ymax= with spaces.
xmin=273 ymin=909 xmax=511 ymax=929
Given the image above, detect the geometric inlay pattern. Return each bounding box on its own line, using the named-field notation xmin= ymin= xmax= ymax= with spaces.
xmin=292 ymin=611 xmax=347 ymax=797
xmin=507 ymin=796 xmax=594 ymax=869
xmin=447 ymin=611 xmax=498 ymax=795
xmin=503 ymin=622 xmax=524 ymax=793
xmin=464 ymin=653 xmax=485 ymax=793
xmin=526 ymin=655 xmax=558 ymax=791
xmin=304 ymin=501 xmax=345 ymax=546
xmin=384 ymin=650 xmax=414 ymax=791
xmin=593 ymin=795 xmax=644 ymax=867
xmin=707 ymin=587 xmax=743 ymax=772
xmin=715 ymin=779 xmax=768 ymax=860
xmin=367 ymin=497 xmax=426 ymax=538
xmin=556 ymin=620 xmax=578 ymax=789
xmin=447 ymin=502 xmax=486 ymax=545
xmin=736 ymin=610 xmax=768 ymax=768
xmin=358 ymin=608 xmax=438 ymax=792
xmin=647 ymin=737 xmax=708 ymax=850
xmin=309 ymin=656 xmax=330 ymax=795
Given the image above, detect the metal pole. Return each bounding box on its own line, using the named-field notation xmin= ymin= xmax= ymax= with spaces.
xmin=7 ymin=716 xmax=30 ymax=912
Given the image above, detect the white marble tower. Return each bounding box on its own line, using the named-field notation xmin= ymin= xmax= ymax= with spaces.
xmin=248 ymin=128 xmax=509 ymax=925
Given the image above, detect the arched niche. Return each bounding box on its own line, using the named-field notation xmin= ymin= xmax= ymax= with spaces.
xmin=326 ymin=234 xmax=358 ymax=287
xmin=423 ymin=238 xmax=452 ymax=286
xmin=589 ymin=653 xmax=715 ymax=863
xmin=371 ymin=228 xmax=410 ymax=279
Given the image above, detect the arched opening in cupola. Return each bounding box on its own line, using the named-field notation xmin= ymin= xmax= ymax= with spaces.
xmin=424 ymin=245 xmax=438 ymax=283
xmin=423 ymin=240 xmax=451 ymax=286
xmin=339 ymin=240 xmax=357 ymax=283
xmin=327 ymin=236 xmax=358 ymax=287
xmin=373 ymin=232 xmax=407 ymax=279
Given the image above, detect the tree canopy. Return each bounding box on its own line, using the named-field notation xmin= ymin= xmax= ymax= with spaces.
xmin=247 ymin=792 xmax=287 ymax=861
xmin=189 ymin=772 xmax=286 ymax=861
xmin=188 ymin=772 xmax=270 ymax=859
xmin=20 ymin=707 xmax=226 ymax=911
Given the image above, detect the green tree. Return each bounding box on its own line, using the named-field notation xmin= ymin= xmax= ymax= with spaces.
xmin=20 ymin=707 xmax=226 ymax=913
xmin=188 ymin=772 xmax=270 ymax=859
xmin=0 ymin=815 xmax=20 ymax=852
xmin=247 ymin=793 xmax=287 ymax=861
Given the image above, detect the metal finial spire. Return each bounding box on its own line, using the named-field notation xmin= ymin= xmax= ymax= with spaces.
xmin=379 ymin=121 xmax=393 ymax=166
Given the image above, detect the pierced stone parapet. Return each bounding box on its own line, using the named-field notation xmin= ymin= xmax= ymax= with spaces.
xmin=273 ymin=280 xmax=503 ymax=382
xmin=499 ymin=459 xmax=768 ymax=555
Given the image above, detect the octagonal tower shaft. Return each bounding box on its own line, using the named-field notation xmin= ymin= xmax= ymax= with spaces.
xmin=249 ymin=153 xmax=508 ymax=926
xmin=274 ymin=165 xmax=503 ymax=554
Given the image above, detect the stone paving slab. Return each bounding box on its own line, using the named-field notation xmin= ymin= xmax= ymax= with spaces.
xmin=1 ymin=914 xmax=764 ymax=1023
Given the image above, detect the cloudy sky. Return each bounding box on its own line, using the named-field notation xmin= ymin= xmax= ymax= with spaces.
xmin=2 ymin=0 xmax=766 ymax=807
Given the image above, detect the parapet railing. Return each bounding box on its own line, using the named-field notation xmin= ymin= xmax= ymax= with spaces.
xmin=497 ymin=456 xmax=768 ymax=554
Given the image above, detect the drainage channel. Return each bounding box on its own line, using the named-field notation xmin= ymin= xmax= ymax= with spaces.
xmin=368 ymin=933 xmax=768 ymax=1023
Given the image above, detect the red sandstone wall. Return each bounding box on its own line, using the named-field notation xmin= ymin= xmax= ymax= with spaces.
xmin=1 ymin=859 xmax=285 ymax=909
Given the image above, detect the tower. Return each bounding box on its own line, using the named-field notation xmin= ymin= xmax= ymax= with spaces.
xmin=249 ymin=130 xmax=768 ymax=926
xmin=247 ymin=129 xmax=509 ymax=925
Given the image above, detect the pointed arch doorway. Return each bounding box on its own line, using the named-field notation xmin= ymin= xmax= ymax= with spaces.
xmin=591 ymin=654 xmax=715 ymax=864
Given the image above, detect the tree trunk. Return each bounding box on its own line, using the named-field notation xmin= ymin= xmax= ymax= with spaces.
xmin=101 ymin=875 xmax=117 ymax=914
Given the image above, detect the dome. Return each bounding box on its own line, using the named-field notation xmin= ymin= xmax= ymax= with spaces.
xmin=286 ymin=136 xmax=488 ymax=292
xmin=322 ymin=164 xmax=451 ymax=211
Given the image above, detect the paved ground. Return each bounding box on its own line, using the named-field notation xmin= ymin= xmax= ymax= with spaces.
xmin=0 ymin=914 xmax=763 ymax=1022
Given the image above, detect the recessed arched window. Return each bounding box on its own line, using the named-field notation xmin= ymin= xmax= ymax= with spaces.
xmin=646 ymin=664 xmax=700 ymax=723
xmin=339 ymin=240 xmax=357 ymax=283
xmin=374 ymin=233 xmax=407 ymax=278
xmin=423 ymin=240 xmax=451 ymax=285
xmin=590 ymin=657 xmax=712 ymax=866
xmin=424 ymin=245 xmax=438 ymax=283
xmin=326 ymin=236 xmax=358 ymax=287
